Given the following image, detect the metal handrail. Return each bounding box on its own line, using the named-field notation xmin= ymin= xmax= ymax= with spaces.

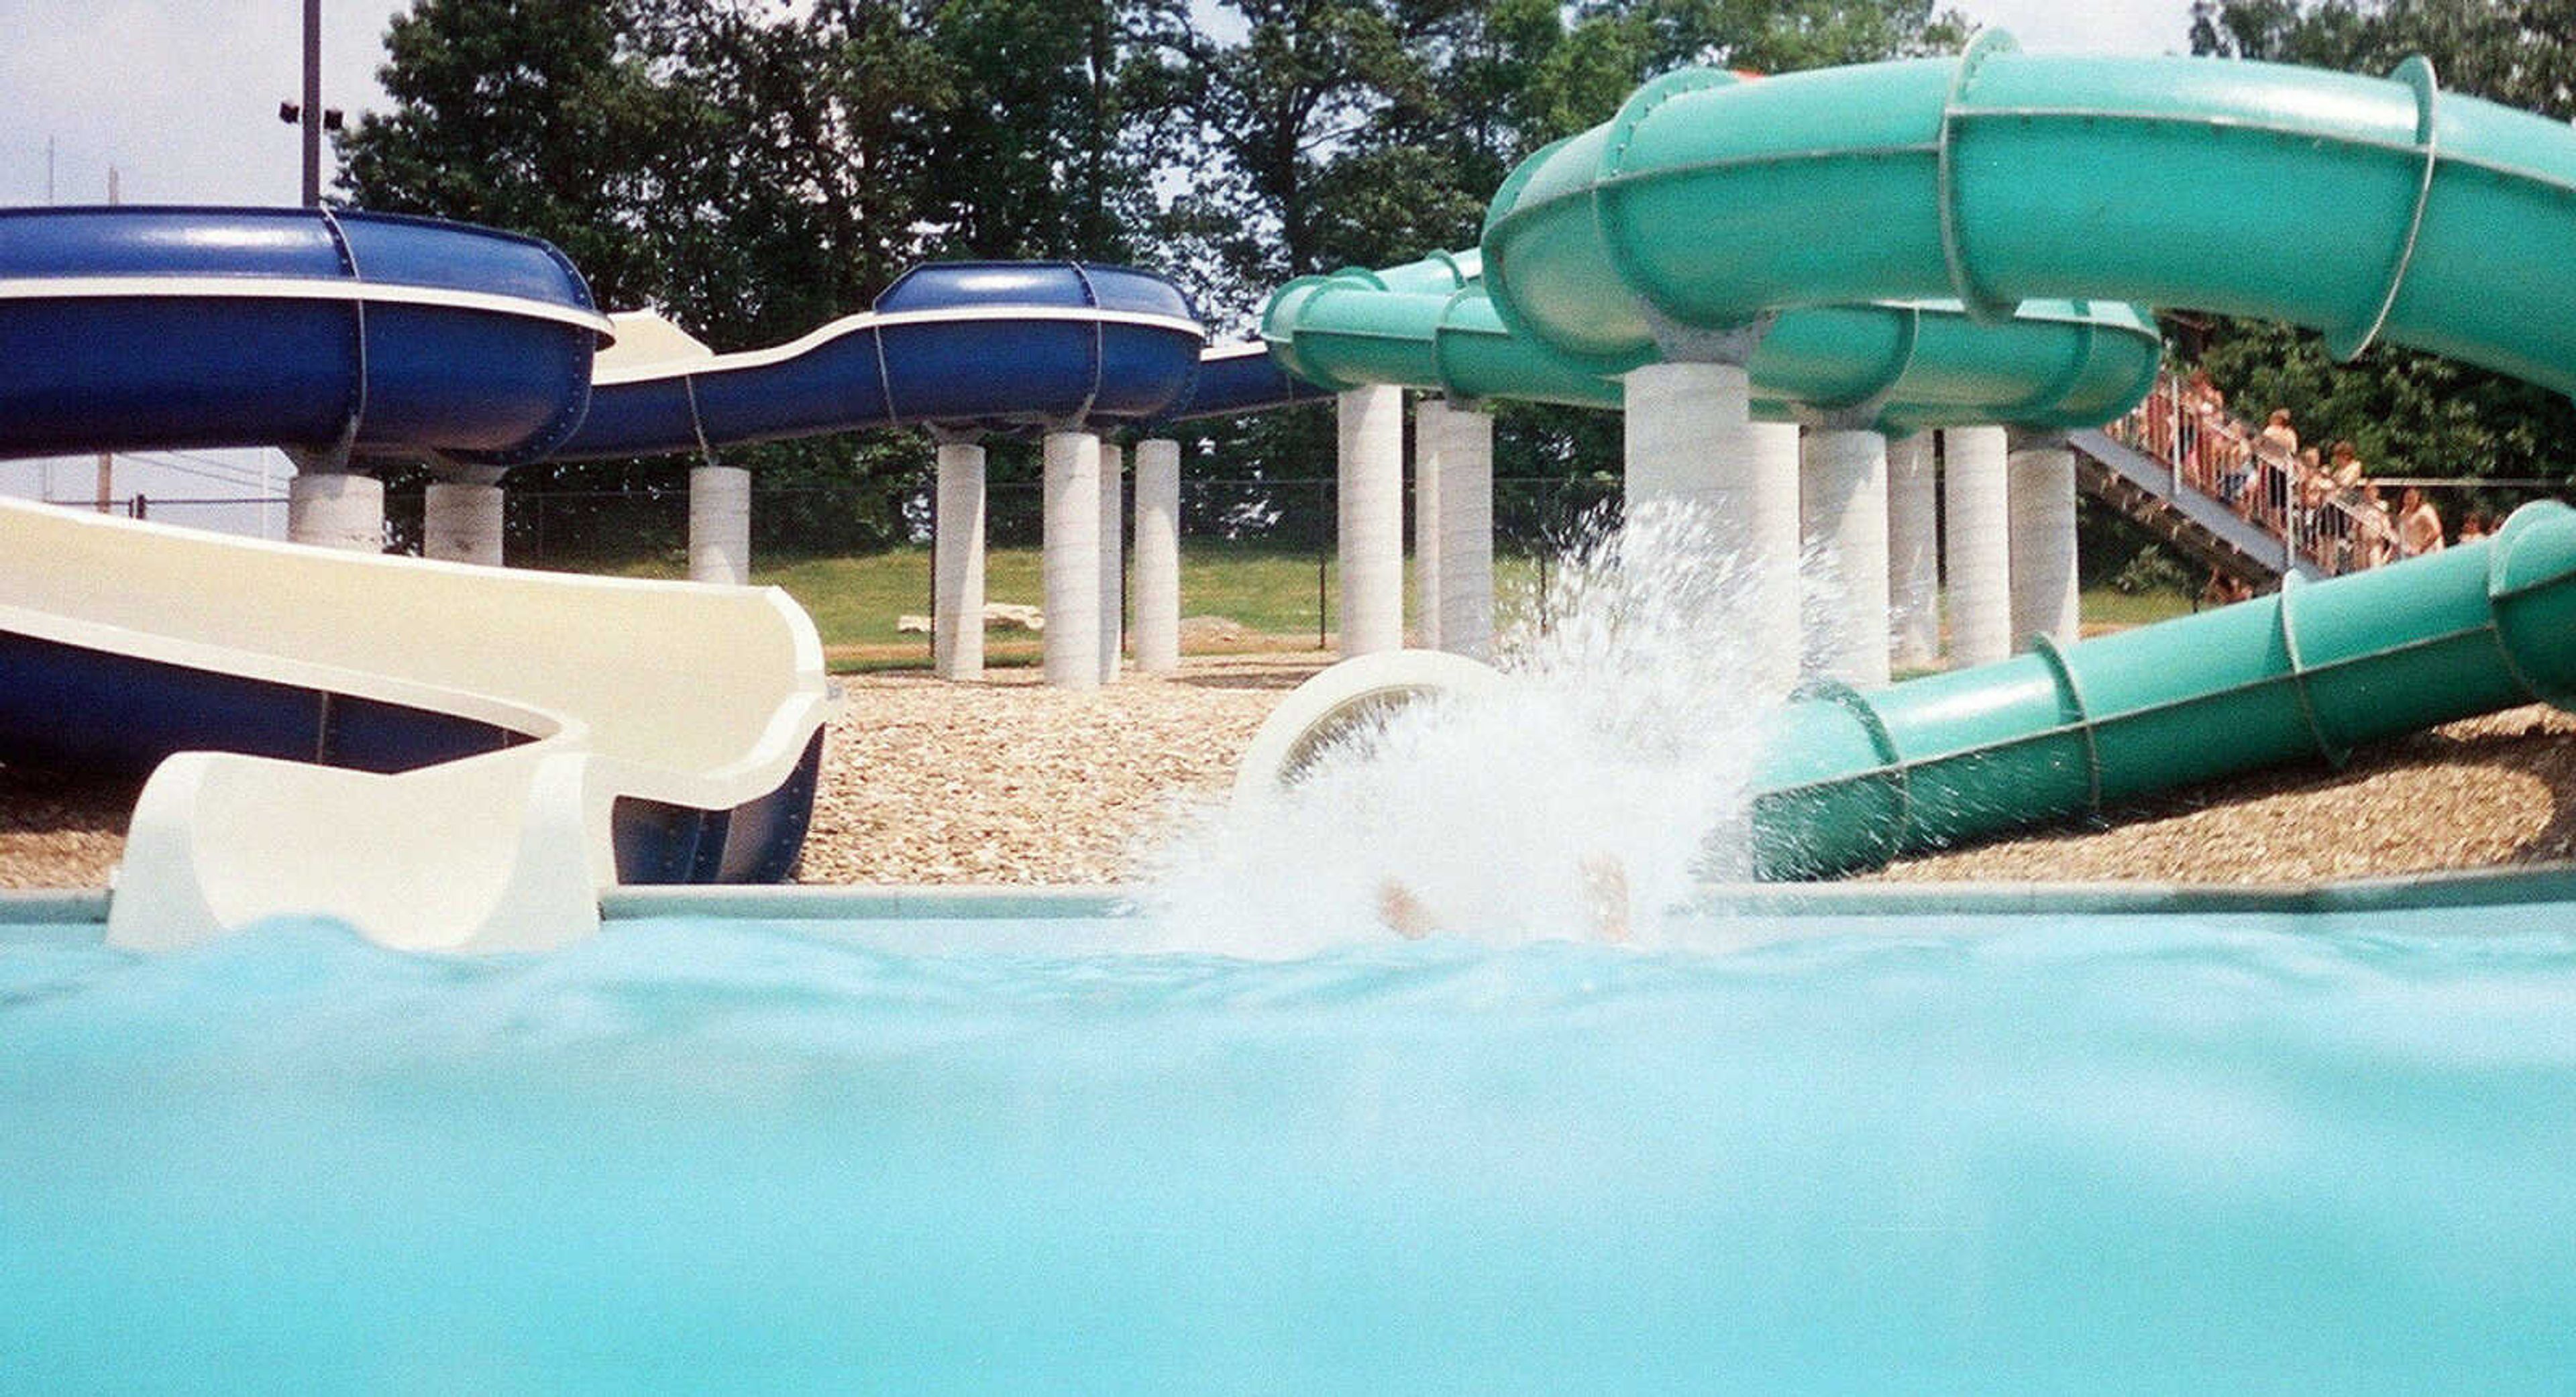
xmin=2103 ymin=369 xmax=2393 ymax=577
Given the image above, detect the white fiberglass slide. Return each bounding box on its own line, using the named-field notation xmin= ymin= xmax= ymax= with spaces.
xmin=0 ymin=496 xmax=828 ymax=952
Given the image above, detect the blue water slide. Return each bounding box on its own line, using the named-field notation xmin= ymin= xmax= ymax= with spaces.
xmin=0 ymin=206 xmax=607 ymax=466
xmin=550 ymin=262 xmax=1209 ymax=457
xmin=0 ymin=207 xmax=835 ymax=891
xmin=1158 ymin=341 xmax=1342 ymax=421
xmin=1 ymin=211 xmax=1336 ymax=896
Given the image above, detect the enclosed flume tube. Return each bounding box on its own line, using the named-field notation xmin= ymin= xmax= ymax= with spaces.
xmin=1481 ymin=37 xmax=2576 ymax=400
xmin=0 ymin=206 xmax=608 ymax=465
xmin=1260 ymin=258 xmax=2160 ymax=431
xmin=1754 ymin=500 xmax=2576 ymax=877
xmin=554 ymin=262 xmax=1205 ymax=457
xmin=1156 ymin=341 xmax=1338 ymax=421
xmin=1238 ymin=502 xmax=2576 ymax=881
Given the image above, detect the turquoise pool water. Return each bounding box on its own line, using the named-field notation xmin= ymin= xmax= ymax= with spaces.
xmin=5 ymin=885 xmax=2576 ymax=1390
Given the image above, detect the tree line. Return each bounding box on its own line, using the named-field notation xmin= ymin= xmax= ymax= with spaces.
xmin=337 ymin=0 xmax=2574 ymax=559
xmin=2188 ymin=0 xmax=2576 ymax=502
xmin=335 ymin=0 xmax=1964 ymax=555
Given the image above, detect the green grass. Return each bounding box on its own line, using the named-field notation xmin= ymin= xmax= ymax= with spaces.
xmin=2080 ymin=586 xmax=2197 ymax=629
xmin=605 ymin=543 xmax=2196 ymax=659
xmin=751 ymin=542 xmax=1347 ymax=647
xmin=612 ymin=541 xmax=1542 ymax=652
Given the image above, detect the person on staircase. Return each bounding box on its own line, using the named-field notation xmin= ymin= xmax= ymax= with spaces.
xmin=2251 ymin=408 xmax=2299 ymax=528
xmin=2397 ymin=486 xmax=2447 ymax=559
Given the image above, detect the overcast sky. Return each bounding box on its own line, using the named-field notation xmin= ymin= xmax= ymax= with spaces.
xmin=1 ymin=0 xmax=2201 ymax=209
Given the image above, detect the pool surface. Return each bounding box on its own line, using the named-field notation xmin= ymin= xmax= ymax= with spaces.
xmin=5 ymin=877 xmax=2576 ymax=1390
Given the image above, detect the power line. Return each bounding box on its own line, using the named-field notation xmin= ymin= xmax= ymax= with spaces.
xmin=121 ymin=451 xmax=274 ymax=492
xmin=154 ymin=447 xmax=290 ymax=480
xmin=127 ymin=451 xmax=267 ymax=487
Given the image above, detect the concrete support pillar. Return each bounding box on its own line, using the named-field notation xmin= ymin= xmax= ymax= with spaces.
xmin=287 ymin=471 xmax=383 ymax=553
xmin=1098 ymin=443 xmax=1125 ymax=684
xmin=1799 ymin=427 xmax=1890 ymax=687
xmin=1886 ymin=433 xmax=1941 ymax=671
xmin=1132 ymin=437 xmax=1182 ymax=675
xmin=1623 ymin=361 xmax=1801 ymax=687
xmin=2008 ymin=427 xmax=2081 ymax=651
xmin=933 ymin=439 xmax=987 ymax=680
xmin=688 ymin=464 xmax=751 ymax=585
xmin=422 ymin=480 xmax=505 ymax=567
xmin=1941 ymin=426 xmax=2012 ymax=667
xmin=1413 ymin=397 xmax=1448 ymax=650
xmin=1437 ymin=404 xmax=1495 ymax=659
xmin=1337 ymin=385 xmax=1405 ymax=657
xmin=1041 ymin=429 xmax=1102 ymax=689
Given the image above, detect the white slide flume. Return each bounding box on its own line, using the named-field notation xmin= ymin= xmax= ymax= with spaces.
xmin=1 ymin=497 xmax=829 ymax=952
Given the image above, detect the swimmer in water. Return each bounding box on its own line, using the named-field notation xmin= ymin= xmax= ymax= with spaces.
xmin=1377 ymin=852 xmax=1631 ymax=943
xmin=1376 ymin=879 xmax=1438 ymax=940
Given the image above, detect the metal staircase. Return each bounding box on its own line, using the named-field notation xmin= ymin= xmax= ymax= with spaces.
xmin=2071 ymin=427 xmax=2321 ymax=586
xmin=2068 ymin=370 xmax=2362 ymax=588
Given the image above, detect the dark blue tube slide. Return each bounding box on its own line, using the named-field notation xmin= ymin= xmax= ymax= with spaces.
xmin=0 ymin=208 xmax=1348 ymax=895
xmin=553 ymin=262 xmax=1214 ymax=457
xmin=0 ymin=206 xmax=607 ymax=466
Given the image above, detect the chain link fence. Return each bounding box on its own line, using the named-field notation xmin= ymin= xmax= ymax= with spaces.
xmin=66 ymin=466 xmax=2569 ymax=663
xmin=455 ymin=473 xmax=1621 ymax=660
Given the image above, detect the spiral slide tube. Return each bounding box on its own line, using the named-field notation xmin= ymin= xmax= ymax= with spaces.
xmin=1240 ymin=503 xmax=2576 ymax=878
xmin=1237 ymin=43 xmax=2576 ymax=881
xmin=551 ymin=262 xmax=1203 ymax=457
xmin=1259 ymin=245 xmax=2159 ymax=682
xmin=1259 ymin=250 xmax=2161 ymax=434
xmin=0 ymin=207 xmax=606 ymax=465
xmin=1158 ymin=340 xmax=1341 ymax=422
xmin=1452 ymin=40 xmax=2576 ymax=875
xmin=1483 ymin=36 xmax=2576 ymax=400
xmin=1756 ymin=500 xmax=2576 ymax=877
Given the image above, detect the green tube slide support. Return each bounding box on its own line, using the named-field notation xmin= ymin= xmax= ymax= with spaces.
xmin=1484 ymin=34 xmax=2576 ymax=401
xmin=1260 ymin=252 xmax=2161 ymax=432
xmin=1252 ymin=41 xmax=2576 ymax=877
xmin=1754 ymin=500 xmax=2576 ymax=878
xmin=1451 ymin=38 xmax=2576 ymax=873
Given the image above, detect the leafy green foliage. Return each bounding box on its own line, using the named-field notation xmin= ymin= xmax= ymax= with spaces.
xmin=2184 ymin=0 xmax=2576 ymax=487
xmin=338 ymin=0 xmax=1972 ymax=555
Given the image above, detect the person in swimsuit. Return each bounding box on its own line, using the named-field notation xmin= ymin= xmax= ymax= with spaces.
xmin=1378 ymin=852 xmax=1631 ymax=944
xmin=2352 ymin=482 xmax=2396 ymax=569
xmin=2250 ymin=408 xmax=2298 ymax=524
xmin=2397 ymin=486 xmax=2446 ymax=559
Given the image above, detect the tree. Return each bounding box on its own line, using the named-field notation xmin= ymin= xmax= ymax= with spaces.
xmin=339 ymin=0 xmax=672 ymax=309
xmin=340 ymin=0 xmax=987 ymax=556
xmin=2191 ymin=0 xmax=2576 ymax=116
xmin=337 ymin=0 xmax=1980 ymax=559
xmin=1134 ymin=0 xmax=1966 ymax=545
xmin=2183 ymin=0 xmax=2576 ymax=486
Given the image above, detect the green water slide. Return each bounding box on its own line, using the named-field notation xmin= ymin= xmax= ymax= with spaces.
xmin=1260 ymin=249 xmax=2161 ymax=433
xmin=1243 ymin=502 xmax=2576 ymax=874
xmin=1454 ymin=36 xmax=2576 ymax=874
xmin=1758 ymin=500 xmax=2576 ymax=875
xmin=1247 ymin=39 xmax=2576 ymax=875
xmin=1483 ymin=35 xmax=2576 ymax=394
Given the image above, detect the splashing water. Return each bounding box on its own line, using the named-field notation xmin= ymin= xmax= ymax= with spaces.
xmin=1141 ymin=502 xmax=1839 ymax=955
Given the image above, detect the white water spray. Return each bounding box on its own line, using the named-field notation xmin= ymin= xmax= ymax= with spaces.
xmin=1139 ymin=501 xmax=1843 ymax=956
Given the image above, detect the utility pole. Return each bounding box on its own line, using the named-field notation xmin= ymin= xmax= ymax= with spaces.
xmin=280 ymin=1 xmax=339 ymax=207
xmin=97 ymin=166 xmax=119 ymax=513
xmin=302 ymin=0 xmax=322 ymax=207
